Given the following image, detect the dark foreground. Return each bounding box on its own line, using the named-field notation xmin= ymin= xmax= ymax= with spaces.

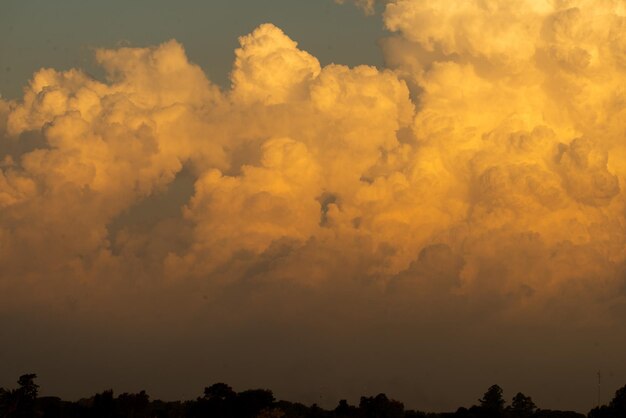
xmin=1 ymin=374 xmax=624 ymax=418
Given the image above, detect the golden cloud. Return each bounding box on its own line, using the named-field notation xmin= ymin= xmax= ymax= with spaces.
xmin=1 ymin=1 xmax=626 ymax=332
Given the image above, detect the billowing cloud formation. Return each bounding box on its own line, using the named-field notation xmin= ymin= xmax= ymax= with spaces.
xmin=2 ymin=4 xmax=626 ymax=412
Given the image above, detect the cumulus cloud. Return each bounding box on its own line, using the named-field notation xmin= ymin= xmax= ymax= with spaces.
xmin=231 ymin=24 xmax=321 ymax=105
xmin=2 ymin=1 xmax=626 ymax=411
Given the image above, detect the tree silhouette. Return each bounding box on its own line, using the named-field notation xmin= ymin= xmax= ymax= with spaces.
xmin=358 ymin=393 xmax=404 ymax=418
xmin=234 ymin=389 xmax=275 ymax=418
xmin=608 ymin=384 xmax=626 ymax=414
xmin=507 ymin=392 xmax=536 ymax=418
xmin=334 ymin=399 xmax=358 ymax=418
xmin=0 ymin=374 xmax=39 ymax=418
xmin=15 ymin=375 xmax=38 ymax=402
xmin=0 ymin=372 xmax=619 ymax=418
xmin=479 ymin=385 xmax=505 ymax=417
xmin=193 ymin=383 xmax=237 ymax=418
xmin=204 ymin=383 xmax=236 ymax=402
xmin=589 ymin=384 xmax=626 ymax=418
xmin=117 ymin=390 xmax=150 ymax=418
xmin=92 ymin=389 xmax=115 ymax=418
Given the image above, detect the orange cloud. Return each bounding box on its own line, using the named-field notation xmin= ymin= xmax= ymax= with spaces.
xmin=1 ymin=4 xmax=626 ymax=408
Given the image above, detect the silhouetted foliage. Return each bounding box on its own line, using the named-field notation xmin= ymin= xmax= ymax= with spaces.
xmin=358 ymin=393 xmax=404 ymax=418
xmin=506 ymin=392 xmax=536 ymax=418
xmin=0 ymin=388 xmax=15 ymax=418
xmin=0 ymin=373 xmax=39 ymax=418
xmin=117 ymin=390 xmax=150 ymax=418
xmin=587 ymin=383 xmax=626 ymax=418
xmin=334 ymin=399 xmax=358 ymax=418
xmin=92 ymin=389 xmax=115 ymax=418
xmin=234 ymin=389 xmax=275 ymax=418
xmin=274 ymin=401 xmax=312 ymax=418
xmin=0 ymin=374 xmax=621 ymax=418
xmin=479 ymin=385 xmax=505 ymax=417
xmin=16 ymin=374 xmax=38 ymax=402
xmin=608 ymin=384 xmax=626 ymax=414
xmin=191 ymin=383 xmax=237 ymax=418
xmin=205 ymin=383 xmax=237 ymax=402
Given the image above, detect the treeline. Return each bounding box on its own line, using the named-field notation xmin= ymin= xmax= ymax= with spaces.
xmin=1 ymin=374 xmax=624 ymax=418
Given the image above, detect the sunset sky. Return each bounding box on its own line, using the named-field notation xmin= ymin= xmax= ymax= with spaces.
xmin=1 ymin=0 xmax=626 ymax=413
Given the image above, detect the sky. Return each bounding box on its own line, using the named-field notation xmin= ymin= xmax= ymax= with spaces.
xmin=1 ymin=0 xmax=626 ymax=414
xmin=0 ymin=0 xmax=385 ymax=99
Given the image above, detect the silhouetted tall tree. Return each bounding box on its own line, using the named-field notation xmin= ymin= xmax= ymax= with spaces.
xmin=16 ymin=375 xmax=38 ymax=402
xmin=0 ymin=374 xmax=39 ymax=418
xmin=479 ymin=385 xmax=505 ymax=417
xmin=507 ymin=392 xmax=536 ymax=418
